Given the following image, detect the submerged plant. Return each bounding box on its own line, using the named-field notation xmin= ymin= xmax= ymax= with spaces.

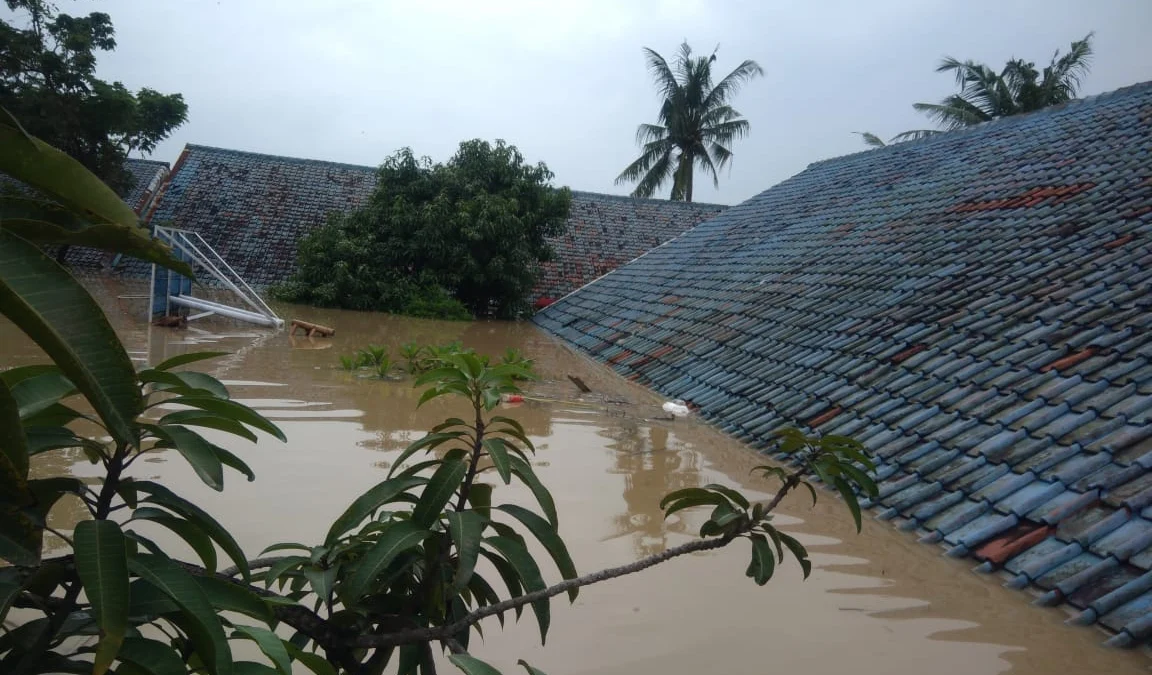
xmin=500 ymin=347 xmax=534 ymax=379
xmin=357 ymin=343 xmax=389 ymax=367
xmin=374 ymin=356 xmax=393 ymax=379
xmin=339 ymin=354 xmax=357 ymax=370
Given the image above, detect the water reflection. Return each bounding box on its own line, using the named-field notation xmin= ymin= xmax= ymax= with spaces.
xmin=4 ymin=278 xmax=1149 ymax=675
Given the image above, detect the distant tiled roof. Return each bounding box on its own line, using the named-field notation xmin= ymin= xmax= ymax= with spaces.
xmin=144 ymin=144 xmax=726 ymax=295
xmin=148 ymin=145 xmax=377 ymax=287
xmin=536 ymin=192 xmax=724 ymax=302
xmin=536 ymin=81 xmax=1152 ymax=646
xmin=120 ymin=158 xmax=170 ymax=214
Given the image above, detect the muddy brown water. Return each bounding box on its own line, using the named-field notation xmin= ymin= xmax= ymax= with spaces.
xmin=7 ymin=278 xmax=1150 ymax=675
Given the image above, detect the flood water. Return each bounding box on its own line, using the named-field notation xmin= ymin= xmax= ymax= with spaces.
xmin=9 ymin=277 xmax=1150 ymax=675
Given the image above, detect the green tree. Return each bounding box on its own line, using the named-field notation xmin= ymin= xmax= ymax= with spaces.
xmin=275 ymin=139 xmax=572 ymax=319
xmin=615 ymin=42 xmax=762 ymax=202
xmin=0 ymin=0 xmax=188 ymax=191
xmin=861 ymin=33 xmax=1094 ymax=146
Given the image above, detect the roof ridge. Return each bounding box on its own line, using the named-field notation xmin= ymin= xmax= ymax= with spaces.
xmin=570 ymin=190 xmax=728 ymax=209
xmin=813 ymin=79 xmax=1152 ymax=168
xmin=184 ymin=144 xmax=379 ymax=172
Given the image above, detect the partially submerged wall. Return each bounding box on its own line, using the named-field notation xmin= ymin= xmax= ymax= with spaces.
xmin=535 ymin=82 xmax=1152 ymax=645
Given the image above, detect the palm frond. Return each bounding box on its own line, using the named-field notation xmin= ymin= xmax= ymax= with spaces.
xmin=630 ymin=148 xmax=675 ymax=199
xmin=855 ymin=132 xmax=886 ymax=148
xmin=702 ymin=59 xmax=764 ymax=110
xmin=643 ymin=47 xmax=680 ymax=101
xmin=615 ymin=139 xmax=671 ymax=185
xmin=913 ymin=96 xmax=989 ymax=129
xmin=701 ymin=118 xmax=751 ymax=145
xmin=888 ymin=129 xmax=942 ymax=143
xmin=635 ymin=123 xmax=668 ymax=145
xmin=1045 ymin=32 xmax=1094 ymax=100
xmin=705 ymin=143 xmax=732 ymax=178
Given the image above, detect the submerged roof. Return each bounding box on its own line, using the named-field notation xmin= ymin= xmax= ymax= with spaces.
xmin=536 ymin=81 xmax=1152 ymax=645
xmin=146 ymin=144 xmax=724 ymax=294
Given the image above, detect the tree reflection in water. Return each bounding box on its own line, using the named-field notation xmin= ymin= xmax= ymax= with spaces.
xmin=603 ymin=420 xmax=702 ymax=558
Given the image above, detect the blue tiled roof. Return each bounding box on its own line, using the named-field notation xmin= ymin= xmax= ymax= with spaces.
xmin=535 ymin=81 xmax=1152 ymax=646
xmin=146 ymin=145 xmax=724 ymax=294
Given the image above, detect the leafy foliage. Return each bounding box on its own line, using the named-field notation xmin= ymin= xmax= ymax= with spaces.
xmin=616 ymin=42 xmax=763 ymax=202
xmin=274 ymin=140 xmax=572 ymax=318
xmin=862 ymin=33 xmax=1094 ymax=146
xmin=0 ymin=1 xmax=187 ymax=192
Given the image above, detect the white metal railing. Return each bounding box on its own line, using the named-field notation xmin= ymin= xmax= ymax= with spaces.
xmin=152 ymin=226 xmax=283 ymax=329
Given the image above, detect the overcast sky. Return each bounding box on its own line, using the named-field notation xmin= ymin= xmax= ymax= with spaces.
xmin=59 ymin=1 xmax=1152 ymax=204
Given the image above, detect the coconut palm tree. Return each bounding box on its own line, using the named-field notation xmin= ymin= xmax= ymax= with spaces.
xmin=862 ymin=33 xmax=1094 ymax=146
xmin=616 ymin=42 xmax=762 ymax=202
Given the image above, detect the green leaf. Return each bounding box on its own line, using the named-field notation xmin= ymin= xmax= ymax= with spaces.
xmin=777 ymin=531 xmax=812 ymax=579
xmin=447 ymin=510 xmax=485 ymax=590
xmin=151 ymin=424 xmax=225 ymax=491
xmin=466 ymin=571 xmax=503 ymax=625
xmin=263 ymin=556 xmax=308 ymax=591
xmin=156 ymin=409 xmax=257 ymax=442
xmin=800 ymin=481 xmax=818 ymax=507
xmin=232 ymin=624 xmax=292 ymax=675
xmin=127 ymin=578 xmax=179 ymax=617
xmin=4 ymin=366 xmax=76 ymax=419
xmin=128 ymin=553 xmax=232 ymax=675
xmin=196 ymin=576 xmax=273 ymax=623
xmin=411 ymin=451 xmax=467 ymax=528
xmin=509 ymin=456 xmax=557 ymax=527
xmin=116 ymin=637 xmax=187 ymax=675
xmin=517 ymin=659 xmax=548 ymax=675
xmin=303 ymin=565 xmax=338 ymax=606
xmin=0 ymin=121 xmax=136 ymax=227
xmin=702 ymin=483 xmax=751 ymax=509
xmin=387 ymin=431 xmax=468 ymax=477
xmin=342 ymin=521 xmax=431 ymax=602
xmin=213 ymin=443 xmax=256 ymax=482
xmin=834 ymin=477 xmax=864 ymax=533
xmin=448 ymin=653 xmax=503 ymax=675
xmin=25 ymin=426 xmax=101 ymax=456
xmin=285 ymin=643 xmax=337 ymax=675
xmin=129 ymin=506 xmax=218 ymax=572
xmin=325 ymin=477 xmax=424 ymax=546
xmin=0 ymin=376 xmax=29 ymax=490
xmin=132 ymin=480 xmax=251 ymax=581
xmin=141 ymin=369 xmax=229 ymax=399
xmin=259 ymin=542 xmax=311 ymax=555
xmin=482 ymin=437 xmax=513 ymax=484
xmin=152 ymin=351 xmax=230 ymax=372
xmin=74 ymin=520 xmax=130 ymax=675
xmin=496 ymin=504 xmax=578 ymax=600
xmin=747 ymin=534 xmax=776 ymax=586
xmin=0 ymin=580 xmax=20 ymax=622
xmin=485 ymin=535 xmax=549 ymax=644
xmin=159 ymin=396 xmax=285 ymax=442
xmin=0 ymin=230 xmax=141 ymax=446
xmin=233 ymin=663 xmax=281 ymax=675
xmin=662 ymin=494 xmax=728 ymax=519
xmin=659 ymin=487 xmax=721 ymax=509
xmin=478 ymin=549 xmax=523 ymax=619
xmin=838 ymin=462 xmax=879 ymax=498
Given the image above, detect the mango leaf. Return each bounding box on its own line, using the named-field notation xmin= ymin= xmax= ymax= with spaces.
xmin=158 ymin=396 xmax=285 ymax=442
xmin=448 ymin=653 xmax=503 ymax=675
xmin=325 ymin=476 xmax=424 ymax=546
xmin=447 ymin=510 xmax=485 ymax=590
xmin=147 ymin=370 xmax=230 ymax=400
xmin=466 ymin=572 xmax=504 ymax=626
xmin=285 ymin=642 xmax=337 ymax=675
xmin=702 ymin=483 xmax=750 ymax=509
xmin=213 ymin=444 xmax=255 ymax=482
xmin=777 ymin=531 xmax=812 ymax=579
xmin=0 ymin=120 xmax=136 ymax=226
xmin=25 ymin=426 xmax=103 ymax=457
xmin=747 ymin=534 xmax=775 ymax=586
xmin=131 ymin=480 xmax=251 ymax=581
xmin=232 ymin=624 xmax=292 ymax=675
xmin=128 ymin=553 xmax=232 ymax=675
xmin=0 ymin=197 xmax=190 ymax=275
xmin=0 ymin=580 xmax=19 ymax=621
xmin=157 ymin=409 xmax=257 ymax=443
xmin=411 ymin=451 xmax=467 ymax=528
xmin=496 ymin=504 xmax=578 ymax=600
xmin=148 ymin=424 xmax=224 ymax=491
xmin=196 ymin=576 xmax=273 ymax=623
xmin=341 ymin=521 xmax=430 ymax=602
xmin=129 ymin=506 xmax=218 ymax=572
xmin=0 ymin=376 xmax=29 ymax=484
xmin=116 ymin=636 xmax=187 ymax=675
xmin=152 ymin=351 xmax=230 ymax=371
xmin=661 ymin=493 xmax=728 ymax=519
xmin=509 ymin=456 xmax=557 ymax=527
xmin=482 ymin=437 xmax=512 ymax=484
xmin=233 ymin=663 xmax=280 ymax=675
xmin=517 ymin=660 xmax=549 ymax=675
xmin=0 ymin=230 xmax=141 ymax=446
xmin=303 ymin=565 xmax=338 ymax=606
xmin=484 ymin=536 xmax=549 ymax=644
xmin=838 ymin=462 xmax=879 ymax=498
xmin=127 ymin=578 xmax=179 ymax=618
xmin=478 ymin=549 xmax=523 ymax=618
xmin=833 ymin=477 xmax=864 ymax=533
xmin=386 ymin=431 xmax=468 ymax=478
xmin=4 ymin=366 xmax=75 ymax=419
xmin=74 ymin=520 xmax=129 ymax=675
